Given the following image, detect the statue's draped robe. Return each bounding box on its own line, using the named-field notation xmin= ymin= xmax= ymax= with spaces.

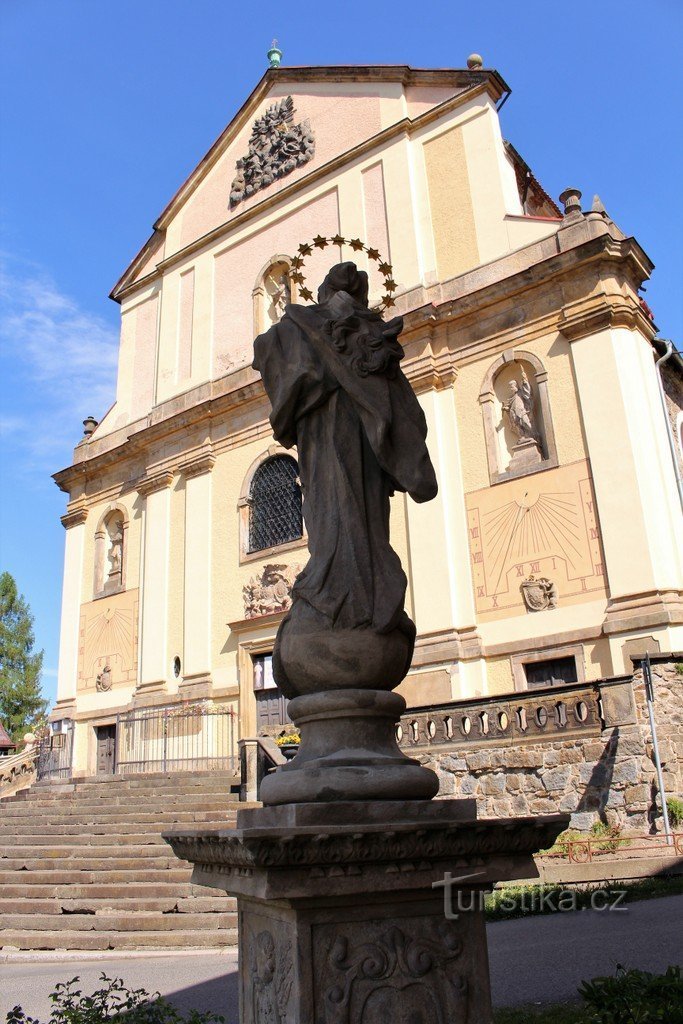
xmin=253 ymin=298 xmax=437 ymax=637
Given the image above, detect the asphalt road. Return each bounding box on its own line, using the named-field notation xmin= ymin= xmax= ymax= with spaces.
xmin=1 ymin=895 xmax=681 ymax=1021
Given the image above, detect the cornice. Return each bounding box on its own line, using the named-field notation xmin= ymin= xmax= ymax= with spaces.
xmin=60 ymin=505 xmax=88 ymax=529
xmin=179 ymin=448 xmax=216 ymax=479
xmin=558 ymin=294 xmax=657 ymax=343
xmin=135 ymin=469 xmax=175 ymax=497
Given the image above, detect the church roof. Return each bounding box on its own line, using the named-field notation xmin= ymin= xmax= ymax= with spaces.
xmin=110 ymin=63 xmax=509 ymax=302
xmin=0 ymin=722 xmax=14 ymax=749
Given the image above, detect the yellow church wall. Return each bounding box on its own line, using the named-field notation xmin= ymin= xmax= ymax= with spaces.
xmin=423 ymin=123 xmax=479 ymax=281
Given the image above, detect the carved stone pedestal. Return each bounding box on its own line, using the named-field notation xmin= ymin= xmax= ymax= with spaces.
xmin=165 ymin=801 xmax=567 ymax=1024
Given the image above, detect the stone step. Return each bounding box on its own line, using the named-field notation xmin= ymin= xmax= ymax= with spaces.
xmin=2 ymin=844 xmax=182 ymax=860
xmin=0 ymin=833 xmax=168 ymax=847
xmin=0 ymin=929 xmax=237 ymax=951
xmin=0 ymin=882 xmax=218 ymax=899
xmin=0 ymin=896 xmax=233 ymax=914
xmin=0 ymin=821 xmax=232 ymax=836
xmin=0 ymin=856 xmax=186 ymax=872
xmin=0 ymin=912 xmax=236 ymax=932
xmin=1 ymin=797 xmax=236 ymax=812
xmin=0 ymin=868 xmax=192 ymax=885
xmin=0 ymin=810 xmax=234 ymax=826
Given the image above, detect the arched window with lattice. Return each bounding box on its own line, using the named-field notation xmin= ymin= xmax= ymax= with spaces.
xmin=247 ymin=455 xmax=303 ymax=554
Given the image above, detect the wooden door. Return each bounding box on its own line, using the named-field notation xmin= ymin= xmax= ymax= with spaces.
xmin=96 ymin=724 xmax=117 ymax=774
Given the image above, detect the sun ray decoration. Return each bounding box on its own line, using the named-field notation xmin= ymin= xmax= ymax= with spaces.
xmin=290 ymin=237 xmax=397 ymax=311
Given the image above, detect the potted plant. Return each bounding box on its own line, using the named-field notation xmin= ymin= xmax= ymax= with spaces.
xmin=275 ymin=730 xmax=301 ymax=760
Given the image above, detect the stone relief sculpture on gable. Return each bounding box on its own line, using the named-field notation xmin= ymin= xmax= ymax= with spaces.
xmin=243 ymin=563 xmax=302 ymax=619
xmin=229 ymin=95 xmax=315 ymax=208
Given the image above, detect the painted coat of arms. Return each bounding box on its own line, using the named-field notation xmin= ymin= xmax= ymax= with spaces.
xmin=520 ymin=575 xmax=558 ymax=612
xmin=229 ymin=96 xmax=315 ymax=207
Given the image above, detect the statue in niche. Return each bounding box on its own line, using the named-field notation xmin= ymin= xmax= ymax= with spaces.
xmin=96 ymin=665 xmax=112 ymax=692
xmin=253 ymin=260 xmax=439 ymax=804
xmin=500 ymin=365 xmax=542 ymax=470
xmin=107 ymin=522 xmax=123 ymax=581
xmin=265 ymin=267 xmax=291 ymax=323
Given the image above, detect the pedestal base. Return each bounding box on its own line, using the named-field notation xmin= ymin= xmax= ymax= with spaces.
xmin=165 ymin=801 xmax=568 ymax=1023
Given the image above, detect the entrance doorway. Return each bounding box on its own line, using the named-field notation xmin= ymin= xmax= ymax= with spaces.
xmin=95 ymin=724 xmax=117 ymax=774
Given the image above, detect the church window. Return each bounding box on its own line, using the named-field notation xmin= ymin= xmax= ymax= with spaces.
xmin=248 ymin=455 xmax=302 ymax=554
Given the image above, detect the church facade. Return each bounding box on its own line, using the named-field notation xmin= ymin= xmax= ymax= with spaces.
xmin=51 ymin=60 xmax=683 ymax=778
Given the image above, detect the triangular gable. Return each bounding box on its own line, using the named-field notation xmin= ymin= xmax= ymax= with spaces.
xmin=112 ymin=65 xmax=505 ymax=301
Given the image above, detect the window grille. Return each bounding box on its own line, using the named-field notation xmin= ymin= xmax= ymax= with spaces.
xmin=248 ymin=456 xmax=303 ymax=553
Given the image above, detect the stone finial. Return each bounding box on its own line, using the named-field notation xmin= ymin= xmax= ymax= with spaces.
xmin=467 ymin=53 xmax=484 ymax=69
xmin=559 ymin=187 xmax=582 ymax=217
xmin=82 ymin=416 xmax=98 ymax=437
xmin=591 ymin=194 xmax=607 ymax=216
xmin=267 ymin=39 xmax=282 ymax=69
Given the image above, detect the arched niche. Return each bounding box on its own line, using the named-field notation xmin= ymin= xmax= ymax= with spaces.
xmin=93 ymin=504 xmax=129 ymax=598
xmin=479 ymin=349 xmax=558 ymax=485
xmin=252 ymin=255 xmax=297 ymax=337
xmin=238 ymin=445 xmax=306 ymax=563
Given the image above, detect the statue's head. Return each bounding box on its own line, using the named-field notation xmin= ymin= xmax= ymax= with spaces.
xmin=508 ymin=380 xmax=519 ymax=395
xmin=317 ymin=261 xmax=369 ymax=307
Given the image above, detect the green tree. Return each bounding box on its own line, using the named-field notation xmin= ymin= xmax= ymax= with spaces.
xmin=0 ymin=571 xmax=47 ymax=741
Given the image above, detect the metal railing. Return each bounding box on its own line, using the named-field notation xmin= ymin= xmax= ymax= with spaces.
xmin=36 ymin=726 xmax=74 ymax=781
xmin=115 ymin=703 xmax=237 ymax=775
xmin=397 ymin=680 xmax=603 ymax=752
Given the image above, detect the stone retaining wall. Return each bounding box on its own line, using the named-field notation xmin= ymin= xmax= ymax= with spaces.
xmin=402 ymin=655 xmax=682 ymax=833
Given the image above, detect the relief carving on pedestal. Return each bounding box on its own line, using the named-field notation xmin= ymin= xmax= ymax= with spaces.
xmin=248 ymin=929 xmax=293 ymax=1024
xmin=321 ymin=924 xmax=467 ymax=1024
xmin=229 ymin=96 xmax=315 ymax=208
xmin=243 ymin=564 xmax=301 ymax=619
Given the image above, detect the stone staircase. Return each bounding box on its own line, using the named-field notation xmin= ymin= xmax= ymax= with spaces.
xmin=0 ymin=771 xmax=240 ymax=951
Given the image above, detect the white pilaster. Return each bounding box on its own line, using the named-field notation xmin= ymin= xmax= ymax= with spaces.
xmin=182 ymin=455 xmax=214 ymax=679
xmin=55 ymin=507 xmax=87 ymax=706
xmin=137 ymin=471 xmax=174 ymax=687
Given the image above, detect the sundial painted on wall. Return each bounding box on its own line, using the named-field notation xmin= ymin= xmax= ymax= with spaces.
xmin=465 ymin=459 xmax=606 ymax=620
xmin=229 ymin=96 xmax=315 ymax=207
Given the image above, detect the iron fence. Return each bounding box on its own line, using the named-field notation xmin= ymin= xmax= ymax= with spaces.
xmin=36 ymin=725 xmax=74 ymax=780
xmin=115 ymin=704 xmax=237 ymax=775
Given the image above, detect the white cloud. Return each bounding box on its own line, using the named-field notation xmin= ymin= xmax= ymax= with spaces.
xmin=0 ymin=255 xmax=119 ymax=478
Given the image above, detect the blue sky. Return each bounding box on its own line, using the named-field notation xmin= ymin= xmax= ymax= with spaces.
xmin=1 ymin=0 xmax=681 ymax=708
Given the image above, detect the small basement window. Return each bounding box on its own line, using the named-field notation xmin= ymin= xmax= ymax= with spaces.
xmin=524 ymin=656 xmax=578 ymax=690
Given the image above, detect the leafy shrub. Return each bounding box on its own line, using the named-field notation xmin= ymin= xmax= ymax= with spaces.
xmin=666 ymin=796 xmax=683 ymax=828
xmin=579 ymin=965 xmax=683 ymax=1024
xmin=5 ymin=975 xmax=225 ymax=1024
xmin=589 ymin=821 xmax=623 ymax=853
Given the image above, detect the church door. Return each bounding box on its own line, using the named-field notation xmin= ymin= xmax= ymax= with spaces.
xmin=96 ymin=724 xmax=117 ymax=774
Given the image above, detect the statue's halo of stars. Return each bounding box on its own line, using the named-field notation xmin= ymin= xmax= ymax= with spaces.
xmin=289 ymin=236 xmax=398 ymax=312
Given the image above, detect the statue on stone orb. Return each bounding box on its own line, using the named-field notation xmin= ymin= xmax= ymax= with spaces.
xmin=253 ymin=260 xmax=440 ymax=804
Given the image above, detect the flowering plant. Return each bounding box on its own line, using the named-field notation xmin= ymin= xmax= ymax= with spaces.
xmin=275 ymin=731 xmax=301 ymax=747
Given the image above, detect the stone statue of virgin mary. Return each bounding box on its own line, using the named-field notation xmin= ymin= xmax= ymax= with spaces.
xmin=253 ymin=261 xmax=439 ymax=803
